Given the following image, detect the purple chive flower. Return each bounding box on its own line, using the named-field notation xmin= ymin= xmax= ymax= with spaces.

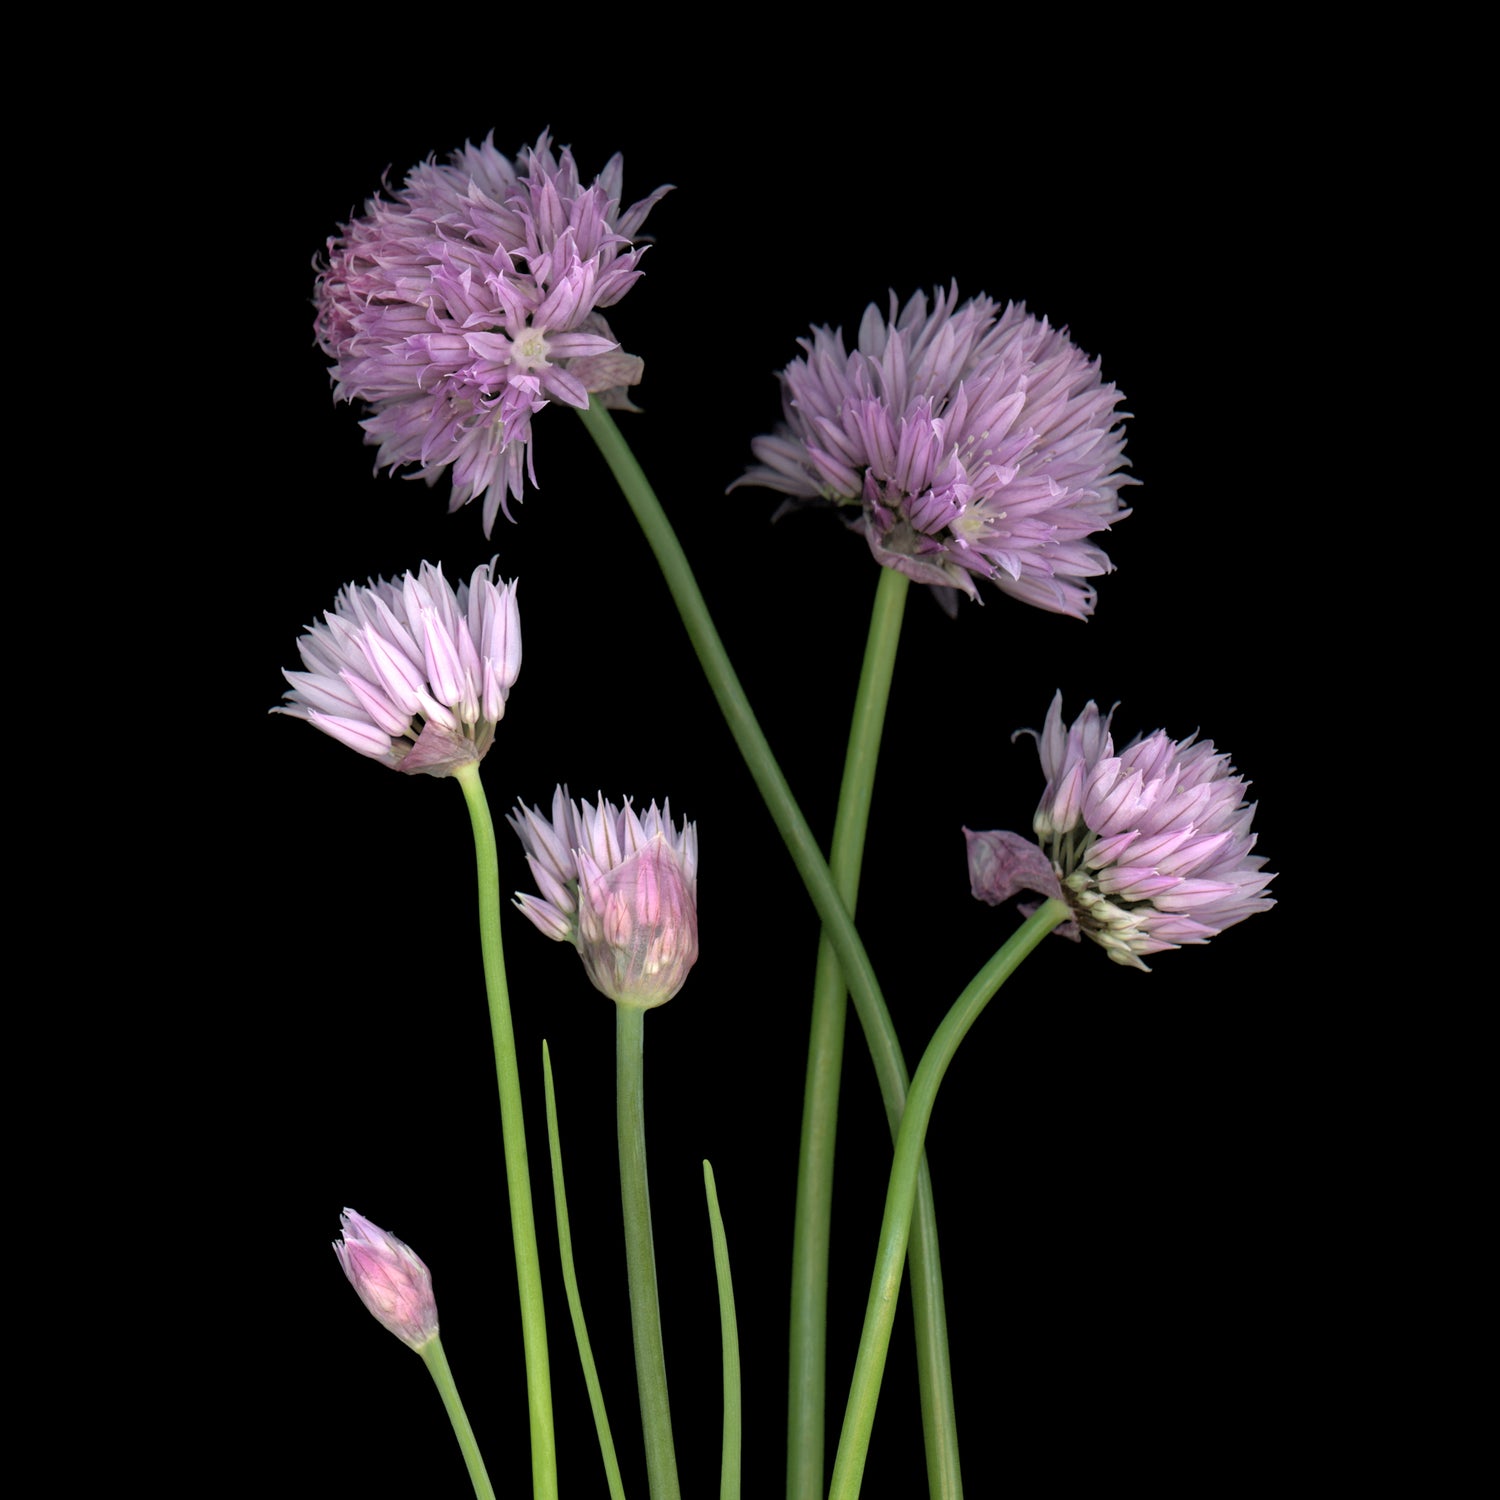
xmin=510 ymin=787 xmax=698 ymax=1008
xmin=334 ymin=1208 xmax=440 ymax=1352
xmin=736 ymin=285 xmax=1134 ymax=618
xmin=276 ymin=560 xmax=521 ymax=776
xmin=965 ymin=692 xmax=1274 ymax=969
xmin=316 ymin=132 xmax=672 ymax=536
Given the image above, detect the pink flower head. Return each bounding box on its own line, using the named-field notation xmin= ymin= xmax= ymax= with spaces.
xmin=276 ymin=560 xmax=521 ymax=776
xmin=965 ymin=692 xmax=1274 ymax=969
xmin=333 ymin=1208 xmax=439 ymax=1351
xmin=316 ymin=132 xmax=672 ymax=535
xmin=510 ymin=787 xmax=698 ymax=1008
xmin=736 ymin=286 xmax=1134 ymax=618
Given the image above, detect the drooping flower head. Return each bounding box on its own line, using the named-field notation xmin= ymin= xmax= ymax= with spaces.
xmin=316 ymin=133 xmax=672 ymax=535
xmin=510 ymin=787 xmax=698 ymax=1008
xmin=737 ymin=286 xmax=1134 ymax=618
xmin=276 ymin=560 xmax=521 ymax=776
xmin=334 ymin=1208 xmax=440 ymax=1352
xmin=965 ymin=692 xmax=1274 ymax=969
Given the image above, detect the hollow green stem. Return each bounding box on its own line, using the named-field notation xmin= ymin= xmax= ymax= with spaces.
xmin=703 ymin=1161 xmax=742 ymax=1500
xmin=454 ymin=763 xmax=557 ymax=1500
xmin=577 ymin=400 xmax=959 ymax=1498
xmin=827 ymin=900 xmax=1071 ymax=1500
xmin=542 ymin=1041 xmax=628 ymax=1500
xmin=789 ymin=565 xmax=962 ymax=1500
xmin=616 ymin=1004 xmax=680 ymax=1500
xmin=420 ymin=1336 xmax=499 ymax=1500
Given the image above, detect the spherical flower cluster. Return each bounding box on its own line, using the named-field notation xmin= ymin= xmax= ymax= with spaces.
xmin=316 ymin=133 xmax=671 ymax=535
xmin=510 ymin=787 xmax=698 ymax=1008
xmin=277 ymin=560 xmax=520 ymax=776
xmin=965 ymin=692 xmax=1274 ymax=969
xmin=737 ymin=286 xmax=1134 ymax=617
xmin=334 ymin=1208 xmax=440 ymax=1352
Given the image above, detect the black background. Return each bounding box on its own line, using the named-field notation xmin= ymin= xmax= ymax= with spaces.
xmin=191 ymin=65 xmax=1352 ymax=1499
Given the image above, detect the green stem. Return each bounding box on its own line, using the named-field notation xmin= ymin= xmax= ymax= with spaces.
xmin=455 ymin=763 xmax=557 ymax=1500
xmin=703 ymin=1161 xmax=742 ymax=1500
xmin=827 ymin=900 xmax=1071 ymax=1500
xmin=420 ymin=1336 xmax=499 ymax=1500
xmin=616 ymin=1004 xmax=681 ymax=1500
xmin=578 ymin=402 xmax=960 ymax=1498
xmin=791 ymin=567 xmax=938 ymax=1500
xmin=542 ymin=1041 xmax=629 ymax=1500
xmin=575 ymin=401 xmax=888 ymax=1040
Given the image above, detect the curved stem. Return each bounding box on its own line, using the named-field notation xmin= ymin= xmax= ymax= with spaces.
xmin=827 ymin=900 xmax=1071 ymax=1500
xmin=421 ymin=1336 xmax=499 ymax=1500
xmin=454 ymin=763 xmax=557 ymax=1500
xmin=617 ymin=1004 xmax=681 ymax=1500
xmin=578 ymin=402 xmax=959 ymax=1498
xmin=542 ymin=1042 xmax=628 ymax=1500
xmin=704 ymin=1161 xmax=742 ymax=1500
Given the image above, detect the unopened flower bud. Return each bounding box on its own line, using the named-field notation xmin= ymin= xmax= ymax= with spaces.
xmin=577 ymin=837 xmax=699 ymax=1009
xmin=333 ymin=1208 xmax=439 ymax=1351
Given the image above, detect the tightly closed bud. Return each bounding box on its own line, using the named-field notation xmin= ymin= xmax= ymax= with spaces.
xmin=333 ymin=1208 xmax=440 ymax=1351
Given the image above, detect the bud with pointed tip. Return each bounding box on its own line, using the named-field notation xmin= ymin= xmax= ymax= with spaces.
xmin=333 ymin=1208 xmax=440 ymax=1351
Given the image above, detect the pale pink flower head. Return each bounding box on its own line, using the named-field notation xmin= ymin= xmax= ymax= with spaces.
xmin=316 ymin=132 xmax=671 ymax=535
xmin=276 ymin=559 xmax=521 ymax=776
xmin=737 ymin=286 xmax=1134 ymax=618
xmin=510 ymin=788 xmax=699 ymax=1008
xmin=334 ymin=1208 xmax=439 ymax=1352
xmin=965 ymin=692 xmax=1274 ymax=969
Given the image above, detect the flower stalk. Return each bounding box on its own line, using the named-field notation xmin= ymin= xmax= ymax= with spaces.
xmin=789 ymin=563 xmax=959 ymax=1500
xmin=421 ymin=1337 xmax=500 ymax=1500
xmin=578 ymin=398 xmax=962 ymax=1496
xmin=828 ymin=898 xmax=1072 ymax=1500
xmin=455 ymin=762 xmax=557 ymax=1500
xmin=616 ymin=1003 xmax=681 ymax=1500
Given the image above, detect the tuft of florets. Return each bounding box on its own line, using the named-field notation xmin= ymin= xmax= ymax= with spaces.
xmin=737 ymin=286 xmax=1134 ymax=618
xmin=276 ymin=560 xmax=520 ymax=776
xmin=965 ymin=692 xmax=1274 ymax=969
xmin=316 ymin=133 xmax=671 ymax=535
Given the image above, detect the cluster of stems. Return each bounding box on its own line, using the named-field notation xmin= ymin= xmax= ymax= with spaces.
xmin=353 ymin=401 xmax=1068 ymax=1500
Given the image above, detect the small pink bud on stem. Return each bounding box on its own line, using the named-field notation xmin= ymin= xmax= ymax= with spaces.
xmin=333 ymin=1208 xmax=440 ymax=1351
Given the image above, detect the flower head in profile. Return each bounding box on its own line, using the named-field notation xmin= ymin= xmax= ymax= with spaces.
xmin=316 ymin=132 xmax=672 ymax=535
xmin=510 ymin=787 xmax=698 ymax=1008
xmin=276 ymin=560 xmax=520 ymax=776
xmin=965 ymin=692 xmax=1274 ymax=969
xmin=334 ymin=1208 xmax=439 ymax=1352
xmin=736 ymin=286 xmax=1134 ymax=618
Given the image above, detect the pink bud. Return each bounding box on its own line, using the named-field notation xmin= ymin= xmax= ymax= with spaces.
xmin=577 ymin=838 xmax=699 ymax=1009
xmin=333 ymin=1208 xmax=440 ymax=1351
